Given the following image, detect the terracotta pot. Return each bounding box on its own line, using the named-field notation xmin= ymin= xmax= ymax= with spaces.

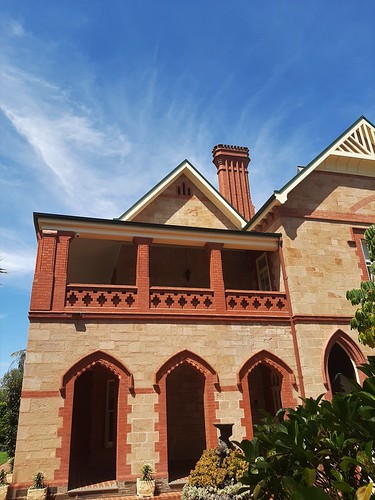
xmin=136 ymin=478 xmax=155 ymax=498
xmin=27 ymin=487 xmax=47 ymax=500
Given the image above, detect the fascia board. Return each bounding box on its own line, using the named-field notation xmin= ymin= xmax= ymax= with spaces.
xmin=35 ymin=214 xmax=279 ymax=251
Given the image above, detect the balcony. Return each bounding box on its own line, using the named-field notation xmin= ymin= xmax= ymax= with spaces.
xmin=31 ymin=230 xmax=290 ymax=320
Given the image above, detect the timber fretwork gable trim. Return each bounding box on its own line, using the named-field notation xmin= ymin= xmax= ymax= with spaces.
xmin=333 ymin=121 xmax=375 ymax=158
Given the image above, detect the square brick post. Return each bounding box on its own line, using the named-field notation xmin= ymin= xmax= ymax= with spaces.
xmin=134 ymin=237 xmax=152 ymax=310
xmin=30 ymin=230 xmax=58 ymax=311
xmin=52 ymin=232 xmax=75 ymax=311
xmin=205 ymin=242 xmax=226 ymax=313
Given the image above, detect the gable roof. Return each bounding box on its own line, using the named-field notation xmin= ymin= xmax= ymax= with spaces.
xmin=117 ymin=159 xmax=248 ymax=229
xmin=246 ymin=115 xmax=375 ymax=230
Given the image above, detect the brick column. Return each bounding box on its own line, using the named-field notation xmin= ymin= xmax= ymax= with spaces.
xmin=134 ymin=237 xmax=152 ymax=310
xmin=52 ymin=232 xmax=75 ymax=311
xmin=206 ymin=242 xmax=226 ymax=313
xmin=30 ymin=230 xmax=58 ymax=311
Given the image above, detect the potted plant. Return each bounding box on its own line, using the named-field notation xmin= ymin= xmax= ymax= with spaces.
xmin=0 ymin=470 xmax=8 ymax=500
xmin=27 ymin=472 xmax=47 ymax=500
xmin=136 ymin=464 xmax=155 ymax=498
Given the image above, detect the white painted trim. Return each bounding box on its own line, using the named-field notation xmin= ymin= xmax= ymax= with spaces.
xmin=118 ymin=161 xmax=247 ymax=229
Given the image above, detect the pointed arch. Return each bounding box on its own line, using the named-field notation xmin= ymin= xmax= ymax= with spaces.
xmin=237 ymin=350 xmax=297 ymax=391
xmin=60 ymin=350 xmax=134 ymax=397
xmin=322 ymin=330 xmax=366 ymax=399
xmin=154 ymin=350 xmax=219 ymax=479
xmin=154 ymin=349 xmax=219 ymax=389
xmin=54 ymin=351 xmax=133 ymax=484
xmin=238 ymin=350 xmax=298 ymax=439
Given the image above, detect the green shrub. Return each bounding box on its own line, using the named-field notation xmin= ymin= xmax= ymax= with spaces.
xmin=182 ymin=482 xmax=251 ymax=499
xmin=188 ymin=448 xmax=247 ymax=489
xmin=235 ymin=357 xmax=375 ymax=499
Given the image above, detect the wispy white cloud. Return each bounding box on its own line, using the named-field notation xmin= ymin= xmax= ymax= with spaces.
xmin=0 ymin=228 xmax=36 ymax=281
xmin=0 ymin=62 xmax=132 ymax=216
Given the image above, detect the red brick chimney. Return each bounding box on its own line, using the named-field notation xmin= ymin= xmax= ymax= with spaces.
xmin=212 ymin=144 xmax=255 ymax=220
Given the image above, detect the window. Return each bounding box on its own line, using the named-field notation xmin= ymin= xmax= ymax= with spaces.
xmin=361 ymin=240 xmax=373 ymax=280
xmin=256 ymin=253 xmax=271 ymax=291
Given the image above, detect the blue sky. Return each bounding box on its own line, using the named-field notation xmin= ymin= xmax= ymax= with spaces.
xmin=1 ymin=1 xmax=375 ymax=377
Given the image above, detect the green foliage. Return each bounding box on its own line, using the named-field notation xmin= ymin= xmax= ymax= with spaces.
xmin=188 ymin=448 xmax=247 ymax=490
xmin=0 ymin=350 xmax=25 ymax=457
xmin=139 ymin=463 xmax=153 ymax=481
xmin=235 ymin=357 xmax=375 ymax=499
xmin=0 ymin=452 xmax=8 ymax=466
xmin=182 ymin=482 xmax=251 ymax=499
xmin=0 ymin=469 xmax=7 ymax=486
xmin=347 ymin=224 xmax=375 ymax=348
xmin=31 ymin=472 xmax=45 ymax=490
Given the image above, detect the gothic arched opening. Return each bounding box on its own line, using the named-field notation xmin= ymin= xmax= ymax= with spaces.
xmin=68 ymin=363 xmax=118 ymax=489
xmin=328 ymin=343 xmax=356 ymax=395
xmin=166 ymin=363 xmax=206 ymax=481
xmin=248 ymin=363 xmax=282 ymax=426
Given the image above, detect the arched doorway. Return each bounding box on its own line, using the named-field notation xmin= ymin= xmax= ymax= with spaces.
xmin=238 ymin=350 xmax=297 ymax=438
xmin=328 ymin=344 xmax=356 ymax=395
xmin=69 ymin=363 xmax=118 ymax=488
xmin=154 ymin=350 xmax=218 ymax=481
xmin=55 ymin=351 xmax=133 ymax=488
xmin=166 ymin=363 xmax=206 ymax=480
xmin=322 ymin=331 xmax=366 ymax=399
xmin=248 ymin=363 xmax=282 ymax=425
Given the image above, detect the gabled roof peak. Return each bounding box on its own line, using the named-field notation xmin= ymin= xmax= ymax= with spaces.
xmin=246 ymin=115 xmax=375 ymax=230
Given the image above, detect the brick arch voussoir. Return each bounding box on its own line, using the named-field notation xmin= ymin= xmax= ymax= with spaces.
xmin=350 ymin=194 xmax=375 ymax=213
xmin=60 ymin=350 xmax=134 ymax=398
xmin=322 ymin=329 xmax=366 ymax=390
xmin=154 ymin=349 xmax=219 ymax=389
xmin=237 ymin=349 xmax=297 ymax=392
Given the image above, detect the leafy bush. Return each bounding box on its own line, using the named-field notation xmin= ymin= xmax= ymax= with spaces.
xmin=235 ymin=357 xmax=375 ymax=499
xmin=347 ymin=224 xmax=375 ymax=348
xmin=182 ymin=448 xmax=249 ymax=499
xmin=182 ymin=482 xmax=251 ymax=499
xmin=188 ymin=448 xmax=247 ymax=489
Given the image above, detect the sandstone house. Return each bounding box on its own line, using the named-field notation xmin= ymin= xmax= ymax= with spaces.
xmin=13 ymin=116 xmax=375 ymax=496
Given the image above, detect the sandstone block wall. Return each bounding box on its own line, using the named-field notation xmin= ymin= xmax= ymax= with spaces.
xmin=15 ymin=319 xmax=297 ymax=484
xmin=133 ymin=175 xmax=237 ymax=229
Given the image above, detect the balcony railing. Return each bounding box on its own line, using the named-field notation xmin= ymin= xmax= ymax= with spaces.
xmin=225 ymin=290 xmax=288 ymax=314
xmin=150 ymin=287 xmax=214 ymax=311
xmin=64 ymin=284 xmax=289 ymax=317
xmin=66 ymin=284 xmax=138 ymax=309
